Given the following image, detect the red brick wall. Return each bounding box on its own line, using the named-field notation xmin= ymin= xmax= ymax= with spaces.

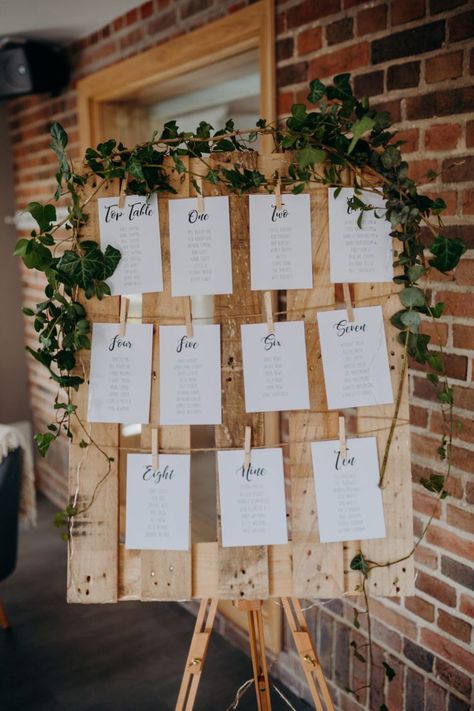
xmin=6 ymin=1 xmax=473 ymax=709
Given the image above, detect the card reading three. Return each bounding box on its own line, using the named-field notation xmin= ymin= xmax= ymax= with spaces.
xmin=218 ymin=448 xmax=288 ymax=547
xmin=328 ymin=188 xmax=393 ymax=284
xmin=98 ymin=194 xmax=163 ymax=295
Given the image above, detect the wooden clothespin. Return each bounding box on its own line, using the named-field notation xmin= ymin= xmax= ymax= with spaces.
xmin=274 ymin=176 xmax=282 ymax=210
xmin=184 ymin=297 xmax=193 ymax=338
xmin=338 ymin=414 xmax=347 ymax=459
xmin=243 ymin=426 xmax=252 ymax=470
xmin=119 ymin=296 xmax=129 ymax=337
xmin=196 ymin=176 xmax=205 ymax=215
xmin=263 ymin=291 xmax=274 ymax=334
xmin=118 ymin=175 xmax=128 ymax=210
xmin=151 ymin=428 xmax=159 ymax=470
xmin=342 ymin=283 xmax=354 ymax=323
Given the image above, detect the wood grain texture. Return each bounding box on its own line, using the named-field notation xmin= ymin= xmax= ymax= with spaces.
xmin=139 ymin=159 xmax=192 ymax=601
xmin=214 ymin=188 xmax=269 ymax=600
xmin=353 ymin=282 xmax=414 ymax=596
xmin=68 ymin=179 xmax=120 ymax=604
xmin=287 ymin=185 xmax=343 ymax=598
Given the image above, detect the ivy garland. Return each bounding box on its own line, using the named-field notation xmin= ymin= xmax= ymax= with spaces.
xmin=15 ymin=74 xmax=465 ymax=707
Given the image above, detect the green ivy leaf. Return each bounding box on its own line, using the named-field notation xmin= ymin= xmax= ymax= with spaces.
xmin=400 ymin=310 xmax=421 ymax=331
xmin=34 ymin=431 xmax=56 ymax=457
xmin=407 ymin=264 xmax=426 ymax=282
xmin=382 ymin=662 xmax=396 ymax=682
xmin=25 ymin=202 xmax=57 ymax=233
xmin=429 ymin=235 xmax=466 ymax=273
xmin=307 ymin=79 xmax=326 ymax=104
xmin=13 ymin=238 xmax=30 ymax=257
xmin=297 ymin=147 xmax=326 ymax=168
xmin=56 ymin=350 xmax=76 ymax=371
xmin=348 ymin=115 xmax=375 ymax=155
xmin=103 ymin=245 xmax=121 ymax=279
xmin=420 ymin=474 xmax=447 ymax=498
xmin=350 ymin=553 xmax=369 ymax=577
xmin=399 ymin=287 xmax=426 ymax=308
xmin=399 ymin=332 xmax=430 ymax=363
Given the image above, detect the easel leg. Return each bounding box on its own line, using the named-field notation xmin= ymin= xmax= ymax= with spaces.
xmin=281 ymin=598 xmax=334 ymax=711
xmin=175 ymin=598 xmax=218 ymax=711
xmin=234 ymin=599 xmax=272 ymax=711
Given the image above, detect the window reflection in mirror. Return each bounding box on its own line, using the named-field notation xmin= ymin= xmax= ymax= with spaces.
xmin=116 ymin=49 xmax=260 ymax=544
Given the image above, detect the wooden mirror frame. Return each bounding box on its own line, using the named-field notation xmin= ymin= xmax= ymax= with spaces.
xmin=77 ymin=0 xmax=276 ymax=154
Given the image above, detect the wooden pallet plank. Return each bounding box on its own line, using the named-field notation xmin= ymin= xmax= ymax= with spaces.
xmin=68 ymin=178 xmax=120 ymax=604
xmin=353 ymin=281 xmax=414 ymax=596
xmin=214 ymin=185 xmax=269 ymax=600
xmin=139 ymin=160 xmax=192 ymax=601
xmin=288 ymin=185 xmax=343 ymax=598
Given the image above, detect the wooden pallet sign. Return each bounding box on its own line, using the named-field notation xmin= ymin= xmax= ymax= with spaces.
xmin=67 ymin=153 xmax=414 ymax=605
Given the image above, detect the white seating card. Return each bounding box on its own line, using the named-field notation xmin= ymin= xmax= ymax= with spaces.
xmin=98 ymin=193 xmax=163 ymax=294
xmin=311 ymin=437 xmax=386 ymax=543
xmin=328 ymin=187 xmax=393 ymax=283
xmin=241 ymin=321 xmax=310 ymax=413
xmin=317 ymin=306 xmax=393 ymax=410
xmin=218 ymin=448 xmax=288 ymax=547
xmin=125 ymin=453 xmax=190 ymax=550
xmin=159 ymin=324 xmax=222 ymax=425
xmin=87 ymin=323 xmax=153 ymax=424
xmin=249 ymin=193 xmax=313 ymax=290
xmin=168 ymin=195 xmax=233 ymax=296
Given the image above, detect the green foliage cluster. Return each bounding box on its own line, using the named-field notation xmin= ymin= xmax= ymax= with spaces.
xmin=14 ymin=74 xmax=466 ymax=711
xmin=16 ymin=74 xmax=464 ymax=465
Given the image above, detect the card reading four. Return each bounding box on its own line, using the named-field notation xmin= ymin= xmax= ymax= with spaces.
xmin=98 ymin=193 xmax=163 ymax=295
xmin=218 ymin=448 xmax=288 ymax=547
xmin=249 ymin=193 xmax=313 ymax=291
xmin=159 ymin=324 xmax=222 ymax=425
xmin=125 ymin=453 xmax=191 ymax=551
xmin=241 ymin=321 xmax=310 ymax=413
xmin=168 ymin=195 xmax=233 ymax=296
xmin=87 ymin=323 xmax=153 ymax=424
xmin=311 ymin=437 xmax=386 ymax=543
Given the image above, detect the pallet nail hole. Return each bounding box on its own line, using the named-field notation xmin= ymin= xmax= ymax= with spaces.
xmin=86 ymin=575 xmax=91 ymax=582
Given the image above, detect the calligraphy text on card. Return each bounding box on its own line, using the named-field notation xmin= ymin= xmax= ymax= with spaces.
xmin=236 ymin=463 xmax=268 ymax=482
xmin=142 ymin=464 xmax=175 ymax=483
xmin=109 ymin=335 xmax=132 ymax=351
xmin=176 ymin=336 xmax=199 ymax=353
xmin=334 ymin=320 xmax=367 ymax=337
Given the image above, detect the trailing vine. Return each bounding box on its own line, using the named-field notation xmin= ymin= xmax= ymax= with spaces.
xmin=15 ymin=74 xmax=465 ymax=710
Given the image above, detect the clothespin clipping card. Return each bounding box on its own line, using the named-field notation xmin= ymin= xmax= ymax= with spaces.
xmin=196 ymin=176 xmax=205 ymax=215
xmin=119 ymin=296 xmax=129 ymax=337
xmin=263 ymin=291 xmax=274 ymax=334
xmin=118 ymin=175 xmax=128 ymax=210
xmin=342 ymin=282 xmax=354 ymax=323
xmin=274 ymin=176 xmax=282 ymax=210
xmin=243 ymin=426 xmax=252 ymax=470
xmin=184 ymin=297 xmax=194 ymax=338
xmin=338 ymin=414 xmax=347 ymax=459
xmin=151 ymin=428 xmax=159 ymax=470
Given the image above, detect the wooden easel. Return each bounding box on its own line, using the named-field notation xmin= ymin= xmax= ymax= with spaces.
xmin=175 ymin=597 xmax=334 ymax=711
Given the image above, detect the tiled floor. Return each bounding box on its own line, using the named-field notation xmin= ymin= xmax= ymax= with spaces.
xmin=0 ymin=496 xmax=310 ymax=711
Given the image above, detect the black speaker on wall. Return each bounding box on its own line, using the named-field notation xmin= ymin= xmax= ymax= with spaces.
xmin=0 ymin=38 xmax=70 ymax=101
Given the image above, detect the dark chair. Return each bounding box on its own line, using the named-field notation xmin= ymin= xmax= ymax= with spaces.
xmin=0 ymin=447 xmax=22 ymax=629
